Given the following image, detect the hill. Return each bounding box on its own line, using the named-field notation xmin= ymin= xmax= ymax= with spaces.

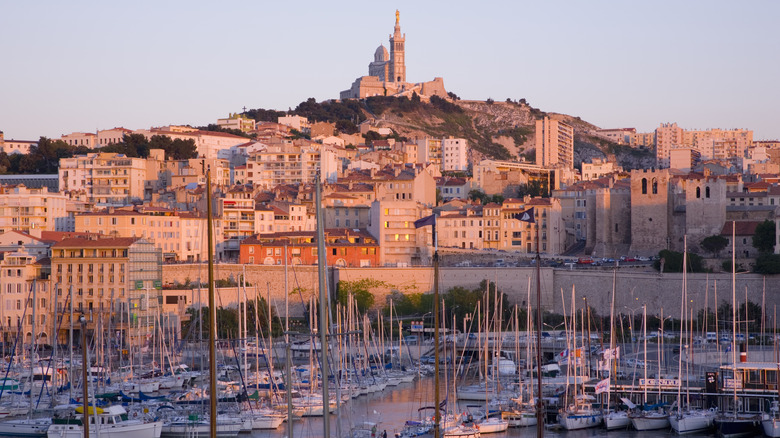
xmin=244 ymin=95 xmax=655 ymax=170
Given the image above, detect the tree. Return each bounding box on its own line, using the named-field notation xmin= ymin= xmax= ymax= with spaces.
xmin=468 ymin=190 xmax=488 ymax=204
xmin=149 ymin=135 xmax=198 ymax=160
xmin=753 ymin=220 xmax=776 ymax=253
xmin=701 ymin=235 xmax=729 ymax=257
xmin=517 ymin=180 xmax=549 ymax=198
xmin=754 ymin=253 xmax=780 ymax=274
xmin=653 ymin=249 xmax=705 ymax=273
xmin=337 ymin=279 xmax=384 ymax=314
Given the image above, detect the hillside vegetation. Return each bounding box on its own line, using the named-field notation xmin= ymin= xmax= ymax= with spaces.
xmin=244 ymin=95 xmax=656 ymax=168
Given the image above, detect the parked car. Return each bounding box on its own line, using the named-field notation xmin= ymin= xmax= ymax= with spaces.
xmin=577 ymin=257 xmax=594 ymax=264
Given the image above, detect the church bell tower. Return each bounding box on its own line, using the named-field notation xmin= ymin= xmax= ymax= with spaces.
xmin=389 ymin=10 xmax=406 ymax=83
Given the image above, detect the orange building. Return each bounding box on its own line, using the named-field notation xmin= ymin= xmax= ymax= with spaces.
xmin=239 ymin=228 xmax=379 ymax=267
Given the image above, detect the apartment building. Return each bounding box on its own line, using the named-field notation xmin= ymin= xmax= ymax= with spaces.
xmin=438 ymin=210 xmax=483 ymax=249
xmin=74 ymin=208 xmax=213 ymax=262
xmin=245 ymin=142 xmax=324 ymax=189
xmin=441 ymin=137 xmax=468 ymax=172
xmin=497 ymin=197 xmax=564 ymax=254
xmin=482 ymin=203 xmax=502 ymax=249
xmin=217 ymin=113 xmax=256 ymax=133
xmin=417 ymin=138 xmax=442 ymax=169
xmin=51 ymin=237 xmax=161 ymax=346
xmin=535 ymin=117 xmax=574 ymax=169
xmin=239 ymin=228 xmax=379 ymax=267
xmin=0 ymin=185 xmax=70 ymax=233
xmin=655 ymin=123 xmax=684 ymax=168
xmin=581 ymin=159 xmax=620 ymax=181
xmin=368 ymin=200 xmax=432 ymax=266
xmin=221 ymin=186 xmax=256 ymax=260
xmin=58 ymin=153 xmax=148 ymax=206
xmin=0 ymin=248 xmax=50 ymax=347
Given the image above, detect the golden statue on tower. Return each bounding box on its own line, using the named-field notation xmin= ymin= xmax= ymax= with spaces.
xmin=396 ymin=10 xmax=399 ymax=25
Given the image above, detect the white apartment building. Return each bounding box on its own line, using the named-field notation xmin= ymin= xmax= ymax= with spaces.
xmin=417 ymin=138 xmax=442 ymax=169
xmin=0 ymin=137 xmax=36 ymax=155
xmin=277 ymin=115 xmax=311 ymax=133
xmin=61 ymin=132 xmax=98 ymax=148
xmin=441 ymin=137 xmax=468 ymax=172
xmin=135 ymin=128 xmax=247 ymax=159
xmin=655 ymin=122 xmax=684 ymax=168
xmin=59 ymin=153 xmax=148 ymax=206
xmin=581 ymin=159 xmax=620 ymax=180
xmin=0 ymin=185 xmax=70 ymax=233
xmin=535 ymin=117 xmax=574 ymax=169
xmin=245 ymin=142 xmax=325 ymax=189
xmin=217 ymin=114 xmax=256 ymax=133
xmin=368 ymin=200 xmax=432 ymax=266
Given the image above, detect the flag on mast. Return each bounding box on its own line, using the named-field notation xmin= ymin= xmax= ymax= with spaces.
xmin=511 ymin=207 xmax=535 ymax=223
xmin=414 ymin=214 xmax=436 ymax=228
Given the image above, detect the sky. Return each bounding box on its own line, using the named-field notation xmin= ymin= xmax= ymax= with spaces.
xmin=1 ymin=0 xmax=778 ymax=141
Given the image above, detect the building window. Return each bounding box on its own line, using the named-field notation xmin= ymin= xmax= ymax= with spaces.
xmin=706 ymin=186 xmax=710 ymax=198
xmin=696 ymin=187 xmax=701 ymax=198
xmin=652 ymin=178 xmax=658 ymax=195
xmin=641 ymin=178 xmax=647 ymax=195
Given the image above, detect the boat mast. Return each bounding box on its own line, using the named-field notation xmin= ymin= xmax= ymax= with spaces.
xmin=315 ymin=175 xmax=331 ymax=438
xmin=284 ymin=243 xmax=293 ymax=438
xmin=433 ymin=219 xmax=441 ymax=438
xmin=534 ymin=214 xmax=543 ymax=437
xmin=206 ymin=170 xmax=218 ymax=438
xmin=731 ymin=221 xmax=737 ymax=413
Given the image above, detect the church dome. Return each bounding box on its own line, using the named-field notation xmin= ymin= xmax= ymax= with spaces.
xmin=374 ymin=45 xmax=389 ymax=62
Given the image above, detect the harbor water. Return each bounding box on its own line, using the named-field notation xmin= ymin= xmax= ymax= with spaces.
xmin=244 ymin=376 xmax=720 ymax=438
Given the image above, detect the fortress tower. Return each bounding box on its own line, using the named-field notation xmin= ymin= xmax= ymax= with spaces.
xmin=389 ymin=10 xmax=406 ymax=83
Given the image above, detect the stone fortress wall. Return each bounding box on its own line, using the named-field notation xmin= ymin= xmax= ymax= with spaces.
xmin=163 ymin=264 xmax=777 ymax=320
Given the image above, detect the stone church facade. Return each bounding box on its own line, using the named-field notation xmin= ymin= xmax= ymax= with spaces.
xmin=340 ymin=11 xmax=447 ymax=100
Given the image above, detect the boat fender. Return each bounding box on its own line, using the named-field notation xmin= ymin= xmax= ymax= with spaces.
xmin=475 ymin=423 xmax=479 ymax=430
xmin=133 ymin=412 xmax=138 ymax=418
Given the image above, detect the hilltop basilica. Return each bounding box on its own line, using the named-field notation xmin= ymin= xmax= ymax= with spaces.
xmin=340 ymin=11 xmax=447 ymax=100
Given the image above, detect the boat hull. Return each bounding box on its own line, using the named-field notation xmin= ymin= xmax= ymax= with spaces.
xmin=48 ymin=420 xmax=163 ymax=438
xmin=604 ymin=411 xmax=631 ymax=430
xmin=670 ymin=411 xmax=715 ymax=434
xmin=557 ymin=412 xmax=603 ymax=430
xmin=160 ymin=420 xmax=240 ymax=438
xmin=714 ymin=416 xmax=761 ymax=438
xmin=0 ymin=419 xmax=51 ymax=437
xmin=762 ymin=417 xmax=780 ymax=438
xmin=630 ymin=414 xmax=670 ymax=431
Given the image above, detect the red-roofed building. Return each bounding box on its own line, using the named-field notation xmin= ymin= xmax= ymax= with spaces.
xmin=721 ymin=221 xmax=762 ymax=259
xmin=239 ymin=229 xmax=379 ymax=267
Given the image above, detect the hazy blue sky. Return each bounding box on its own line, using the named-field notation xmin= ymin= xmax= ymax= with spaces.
xmin=2 ymin=1 xmax=778 ymax=141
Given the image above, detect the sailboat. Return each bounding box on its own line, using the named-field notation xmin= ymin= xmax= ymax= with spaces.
xmin=557 ymin=287 xmax=602 ymax=430
xmin=628 ymin=305 xmax=670 ymax=431
xmin=714 ymin=223 xmax=762 ymax=438
xmin=670 ymin=237 xmax=715 ymax=435
xmin=603 ymin=267 xmax=631 ymax=431
xmin=501 ymin=292 xmax=537 ymax=428
xmin=0 ymin=280 xmax=52 ymax=438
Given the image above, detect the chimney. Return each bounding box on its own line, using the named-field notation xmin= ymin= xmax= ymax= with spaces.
xmin=370 ymin=168 xmax=376 ymax=178
xmin=394 ymin=167 xmax=401 ymax=177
